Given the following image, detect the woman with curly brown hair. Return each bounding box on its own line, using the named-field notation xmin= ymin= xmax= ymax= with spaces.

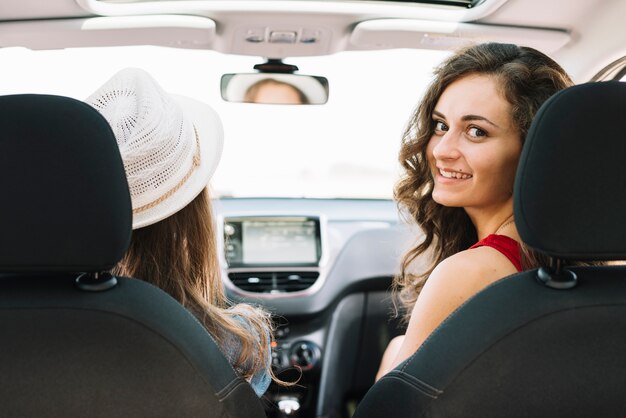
xmin=376 ymin=42 xmax=574 ymax=380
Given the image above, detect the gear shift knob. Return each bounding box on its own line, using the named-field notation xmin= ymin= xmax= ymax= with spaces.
xmin=278 ymin=398 xmax=301 ymax=416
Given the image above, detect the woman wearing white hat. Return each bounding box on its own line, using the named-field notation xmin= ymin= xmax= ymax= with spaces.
xmin=86 ymin=68 xmax=274 ymax=397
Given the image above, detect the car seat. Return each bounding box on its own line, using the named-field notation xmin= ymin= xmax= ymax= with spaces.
xmin=0 ymin=94 xmax=266 ymax=418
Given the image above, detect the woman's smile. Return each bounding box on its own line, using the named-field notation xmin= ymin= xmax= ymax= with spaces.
xmin=436 ymin=167 xmax=473 ymax=181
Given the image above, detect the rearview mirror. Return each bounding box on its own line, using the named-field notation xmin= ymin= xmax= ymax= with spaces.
xmin=221 ymin=73 xmax=329 ymax=105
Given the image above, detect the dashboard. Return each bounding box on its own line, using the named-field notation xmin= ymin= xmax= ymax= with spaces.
xmin=214 ymin=198 xmax=420 ymax=417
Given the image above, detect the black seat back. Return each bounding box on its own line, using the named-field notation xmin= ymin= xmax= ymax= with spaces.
xmin=353 ymin=81 xmax=626 ymax=418
xmin=0 ymin=94 xmax=265 ymax=418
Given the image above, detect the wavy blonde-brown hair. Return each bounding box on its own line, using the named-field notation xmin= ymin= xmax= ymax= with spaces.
xmin=394 ymin=43 xmax=574 ymax=320
xmin=114 ymin=188 xmax=276 ymax=383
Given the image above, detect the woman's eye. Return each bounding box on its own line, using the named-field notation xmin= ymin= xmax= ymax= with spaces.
xmin=467 ymin=126 xmax=487 ymax=138
xmin=434 ymin=120 xmax=448 ymax=133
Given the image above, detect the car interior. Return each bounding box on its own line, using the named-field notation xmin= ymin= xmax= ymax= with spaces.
xmin=1 ymin=0 xmax=625 ymax=417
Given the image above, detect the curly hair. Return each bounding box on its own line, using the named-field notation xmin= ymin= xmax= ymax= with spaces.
xmin=393 ymin=43 xmax=574 ymax=319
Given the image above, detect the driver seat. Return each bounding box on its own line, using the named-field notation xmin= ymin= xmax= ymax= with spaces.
xmin=353 ymin=81 xmax=626 ymax=418
xmin=0 ymin=94 xmax=266 ymax=418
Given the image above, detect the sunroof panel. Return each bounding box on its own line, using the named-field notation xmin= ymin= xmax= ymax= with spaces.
xmin=99 ymin=0 xmax=485 ymax=8
xmin=374 ymin=0 xmax=476 ymax=7
xmin=104 ymin=0 xmax=481 ymax=7
xmin=327 ymin=0 xmax=482 ymax=7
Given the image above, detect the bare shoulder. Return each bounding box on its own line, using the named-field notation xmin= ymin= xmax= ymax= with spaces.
xmin=387 ymin=244 xmax=520 ymax=372
xmin=427 ymin=245 xmax=519 ymax=296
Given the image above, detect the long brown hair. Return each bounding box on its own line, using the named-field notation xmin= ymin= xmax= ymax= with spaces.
xmin=114 ymin=188 xmax=274 ymax=382
xmin=394 ymin=43 xmax=574 ymax=319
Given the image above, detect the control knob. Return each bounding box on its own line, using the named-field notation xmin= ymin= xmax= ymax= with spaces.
xmin=289 ymin=340 xmax=321 ymax=371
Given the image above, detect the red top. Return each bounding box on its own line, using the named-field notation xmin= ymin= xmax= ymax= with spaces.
xmin=469 ymin=234 xmax=522 ymax=272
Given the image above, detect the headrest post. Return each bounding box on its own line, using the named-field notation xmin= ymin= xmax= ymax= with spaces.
xmin=75 ymin=271 xmax=118 ymax=292
xmin=536 ymin=257 xmax=577 ymax=290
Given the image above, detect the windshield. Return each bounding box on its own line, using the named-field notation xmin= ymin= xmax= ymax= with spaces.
xmin=1 ymin=45 xmax=450 ymax=199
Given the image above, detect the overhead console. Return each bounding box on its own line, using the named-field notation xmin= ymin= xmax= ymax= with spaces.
xmin=349 ymin=19 xmax=571 ymax=54
xmin=222 ymin=215 xmax=324 ymax=295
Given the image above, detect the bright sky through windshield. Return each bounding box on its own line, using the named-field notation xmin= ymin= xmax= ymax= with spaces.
xmin=1 ymin=46 xmax=450 ymax=198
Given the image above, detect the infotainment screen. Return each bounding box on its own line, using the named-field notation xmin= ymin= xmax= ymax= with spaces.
xmin=224 ymin=216 xmax=321 ymax=267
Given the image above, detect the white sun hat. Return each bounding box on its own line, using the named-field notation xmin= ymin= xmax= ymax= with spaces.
xmin=86 ymin=68 xmax=223 ymax=229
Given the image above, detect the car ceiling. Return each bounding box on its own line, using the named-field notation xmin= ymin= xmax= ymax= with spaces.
xmin=0 ymin=0 xmax=625 ymax=82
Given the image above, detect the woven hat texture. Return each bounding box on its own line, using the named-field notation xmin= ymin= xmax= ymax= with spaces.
xmin=86 ymin=68 xmax=223 ymax=229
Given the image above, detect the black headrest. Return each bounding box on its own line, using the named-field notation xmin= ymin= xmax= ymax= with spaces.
xmin=514 ymin=81 xmax=626 ymax=260
xmin=0 ymin=94 xmax=132 ymax=272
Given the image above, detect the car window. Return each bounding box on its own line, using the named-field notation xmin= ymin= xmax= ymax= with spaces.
xmin=1 ymin=45 xmax=450 ymax=199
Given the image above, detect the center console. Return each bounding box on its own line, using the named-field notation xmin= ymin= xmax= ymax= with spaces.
xmin=214 ymin=198 xmax=408 ymax=418
xmin=221 ymin=215 xmax=327 ymax=416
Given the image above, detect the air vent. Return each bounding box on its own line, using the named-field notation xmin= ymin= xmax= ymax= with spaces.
xmin=228 ymin=271 xmax=320 ymax=293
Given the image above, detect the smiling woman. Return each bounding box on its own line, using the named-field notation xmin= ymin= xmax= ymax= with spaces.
xmin=427 ymin=73 xmax=522 ymax=215
xmin=0 ymin=45 xmax=449 ymax=199
xmin=376 ymin=42 xmax=575 ymax=379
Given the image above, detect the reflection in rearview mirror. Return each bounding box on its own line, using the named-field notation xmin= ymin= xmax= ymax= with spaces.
xmin=221 ymin=73 xmax=329 ymax=105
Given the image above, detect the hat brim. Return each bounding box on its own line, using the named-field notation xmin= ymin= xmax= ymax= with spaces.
xmin=131 ymin=95 xmax=224 ymax=229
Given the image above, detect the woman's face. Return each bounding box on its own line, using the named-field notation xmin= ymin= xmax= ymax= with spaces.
xmin=246 ymin=82 xmax=304 ymax=104
xmin=426 ymin=73 xmax=522 ymax=213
